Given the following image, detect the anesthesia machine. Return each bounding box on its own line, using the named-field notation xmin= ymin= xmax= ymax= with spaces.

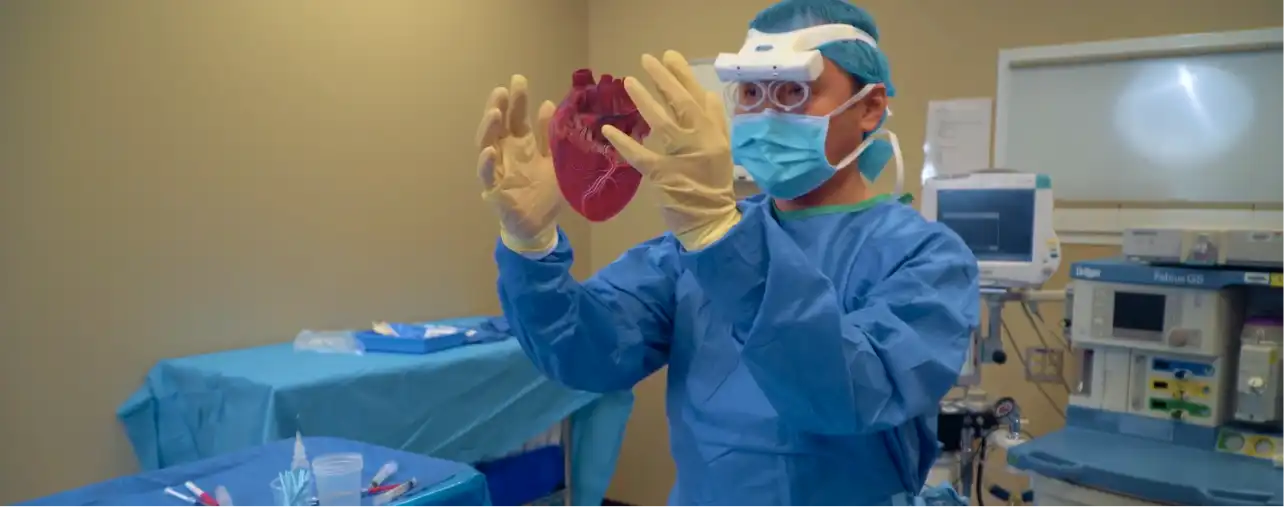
xmin=1006 ymin=226 xmax=1284 ymax=505
xmin=921 ymin=170 xmax=1068 ymax=503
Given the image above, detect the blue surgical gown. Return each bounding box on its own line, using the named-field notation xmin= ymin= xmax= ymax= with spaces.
xmin=495 ymin=193 xmax=980 ymax=505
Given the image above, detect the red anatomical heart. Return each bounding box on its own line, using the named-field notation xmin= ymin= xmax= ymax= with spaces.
xmin=548 ymin=69 xmax=651 ymax=222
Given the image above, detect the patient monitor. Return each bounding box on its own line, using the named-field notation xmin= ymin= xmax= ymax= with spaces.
xmin=922 ymin=170 xmax=1061 ymax=289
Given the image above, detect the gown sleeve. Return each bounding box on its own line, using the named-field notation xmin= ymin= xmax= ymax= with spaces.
xmin=680 ymin=206 xmax=980 ymax=435
xmin=496 ymin=228 xmax=679 ymax=393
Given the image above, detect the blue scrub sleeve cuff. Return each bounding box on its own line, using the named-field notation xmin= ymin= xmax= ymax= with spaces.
xmin=496 ymin=227 xmax=572 ymax=265
xmin=515 ymin=234 xmax=557 ymax=260
xmin=494 ymin=227 xmax=675 ymax=393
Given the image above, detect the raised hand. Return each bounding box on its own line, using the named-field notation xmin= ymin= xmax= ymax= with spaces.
xmin=601 ymin=51 xmax=740 ymax=251
xmin=476 ymin=75 xmax=562 ymax=253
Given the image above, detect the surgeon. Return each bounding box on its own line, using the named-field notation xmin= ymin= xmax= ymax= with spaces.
xmin=474 ymin=0 xmax=980 ymax=504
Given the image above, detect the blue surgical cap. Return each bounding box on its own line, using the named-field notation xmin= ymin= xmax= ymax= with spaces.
xmin=749 ymin=0 xmax=896 ymax=97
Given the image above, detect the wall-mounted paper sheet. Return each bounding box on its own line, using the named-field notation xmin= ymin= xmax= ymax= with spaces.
xmin=923 ymin=98 xmax=993 ymax=180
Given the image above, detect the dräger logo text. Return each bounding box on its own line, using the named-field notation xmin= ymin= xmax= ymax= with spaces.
xmin=1074 ymin=266 xmax=1101 ymax=279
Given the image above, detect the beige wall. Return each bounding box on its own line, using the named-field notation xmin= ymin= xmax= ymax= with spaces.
xmin=587 ymin=1 xmax=1282 ymax=504
xmin=0 ymin=1 xmax=589 ymax=502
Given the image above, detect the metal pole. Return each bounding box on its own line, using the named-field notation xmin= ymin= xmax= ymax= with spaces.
xmin=984 ymin=296 xmax=1006 ymax=364
xmin=561 ymin=418 xmax=573 ymax=506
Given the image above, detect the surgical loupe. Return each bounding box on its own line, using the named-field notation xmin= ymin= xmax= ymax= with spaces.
xmin=725 ymin=81 xmax=812 ymax=113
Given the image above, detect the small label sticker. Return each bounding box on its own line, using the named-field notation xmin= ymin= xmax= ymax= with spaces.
xmin=1271 ymin=273 xmax=1283 ymax=288
xmin=1248 ymin=231 xmax=1280 ymax=242
xmin=1245 ymin=272 xmax=1271 ymax=285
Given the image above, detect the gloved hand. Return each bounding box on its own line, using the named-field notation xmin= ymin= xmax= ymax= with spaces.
xmin=601 ymin=51 xmax=740 ymax=251
xmin=476 ymin=75 xmax=562 ymax=254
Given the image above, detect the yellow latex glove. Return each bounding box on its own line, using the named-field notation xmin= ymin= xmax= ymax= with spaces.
xmin=601 ymin=51 xmax=741 ymax=251
xmin=476 ymin=75 xmax=562 ymax=254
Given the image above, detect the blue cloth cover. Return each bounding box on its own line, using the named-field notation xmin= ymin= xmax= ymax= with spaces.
xmin=116 ymin=316 xmax=632 ymax=506
xmin=21 ymin=437 xmax=489 ymax=506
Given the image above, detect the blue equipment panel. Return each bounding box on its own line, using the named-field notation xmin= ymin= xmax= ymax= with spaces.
xmin=1070 ymin=257 xmax=1280 ymax=290
xmin=1009 ymin=427 xmax=1283 ymax=506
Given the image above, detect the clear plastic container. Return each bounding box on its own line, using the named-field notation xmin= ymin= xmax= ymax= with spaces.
xmin=312 ymin=453 xmax=364 ymax=506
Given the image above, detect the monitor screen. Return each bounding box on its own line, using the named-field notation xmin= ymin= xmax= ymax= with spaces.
xmin=1112 ymin=291 xmax=1166 ymax=336
xmin=937 ymin=189 xmax=1036 ymax=262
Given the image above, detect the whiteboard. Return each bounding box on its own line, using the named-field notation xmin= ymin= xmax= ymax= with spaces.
xmin=999 ymin=46 xmax=1282 ymax=204
xmin=690 ymin=59 xmax=752 ymax=181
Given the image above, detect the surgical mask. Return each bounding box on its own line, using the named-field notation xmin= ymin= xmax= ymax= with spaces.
xmin=730 ymin=84 xmax=904 ymax=200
